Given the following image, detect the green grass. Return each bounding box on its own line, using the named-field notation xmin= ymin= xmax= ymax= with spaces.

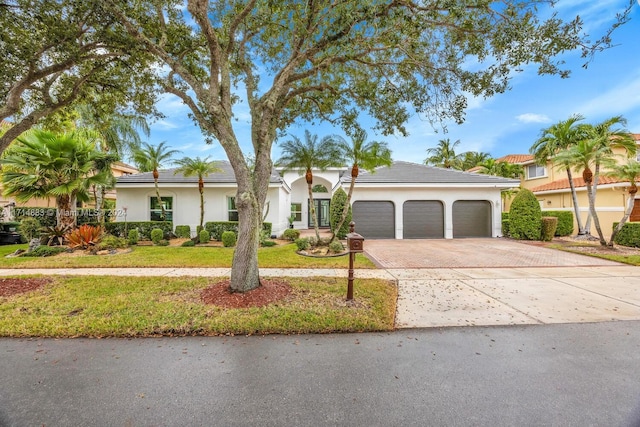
xmin=0 ymin=275 xmax=397 ymax=337
xmin=548 ymin=243 xmax=640 ymax=266
xmin=0 ymin=243 xmax=376 ymax=269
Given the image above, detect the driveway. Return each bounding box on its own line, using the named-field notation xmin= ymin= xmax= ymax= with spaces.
xmin=363 ymin=238 xmax=621 ymax=269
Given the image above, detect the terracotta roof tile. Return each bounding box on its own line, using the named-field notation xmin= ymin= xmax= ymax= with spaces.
xmin=496 ymin=154 xmax=534 ymax=164
xmin=530 ymin=176 xmax=629 ymax=192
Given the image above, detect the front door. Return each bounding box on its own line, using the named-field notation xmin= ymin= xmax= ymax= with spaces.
xmin=309 ymin=199 xmax=331 ymax=228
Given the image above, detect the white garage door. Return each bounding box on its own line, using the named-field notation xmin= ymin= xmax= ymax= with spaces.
xmin=352 ymin=201 xmax=395 ymax=239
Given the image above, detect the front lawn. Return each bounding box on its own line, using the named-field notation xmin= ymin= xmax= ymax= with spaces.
xmin=0 ymin=242 xmax=376 ymax=269
xmin=0 ymin=275 xmax=397 ymax=337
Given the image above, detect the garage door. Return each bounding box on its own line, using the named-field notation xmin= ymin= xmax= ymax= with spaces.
xmin=452 ymin=200 xmax=491 ymax=238
xmin=352 ymin=201 xmax=395 ymax=239
xmin=403 ymin=201 xmax=444 ymax=239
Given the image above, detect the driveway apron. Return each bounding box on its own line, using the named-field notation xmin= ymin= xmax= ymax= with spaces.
xmin=363 ymin=238 xmax=640 ymax=328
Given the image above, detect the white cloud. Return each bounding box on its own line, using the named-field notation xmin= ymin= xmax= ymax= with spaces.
xmin=516 ymin=113 xmax=551 ymax=124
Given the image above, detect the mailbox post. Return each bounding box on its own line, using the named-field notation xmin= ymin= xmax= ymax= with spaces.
xmin=345 ymin=221 xmax=364 ymax=301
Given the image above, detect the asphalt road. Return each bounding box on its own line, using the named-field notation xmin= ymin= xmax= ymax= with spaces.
xmin=2 ymin=322 xmax=640 ymax=427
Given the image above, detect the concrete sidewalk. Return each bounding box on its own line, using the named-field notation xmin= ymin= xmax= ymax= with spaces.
xmin=1 ymin=265 xmax=639 ymax=329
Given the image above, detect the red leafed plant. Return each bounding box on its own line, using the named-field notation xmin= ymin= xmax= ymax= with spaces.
xmin=65 ymin=224 xmax=104 ymax=249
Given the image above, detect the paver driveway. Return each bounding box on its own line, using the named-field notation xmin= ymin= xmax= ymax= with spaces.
xmin=363 ymin=238 xmax=621 ymax=269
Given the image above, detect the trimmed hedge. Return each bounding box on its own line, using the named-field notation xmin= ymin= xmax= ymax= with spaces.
xmin=199 ymin=229 xmax=211 ymax=244
xmin=204 ymin=221 xmax=272 ymax=241
xmin=542 ymin=210 xmax=573 ymax=236
xmin=508 ymin=188 xmax=541 ymax=240
xmin=612 ymin=222 xmax=640 ymax=247
xmin=541 ymin=217 xmax=558 ymax=241
xmin=174 ymin=225 xmax=191 ymax=238
xmin=501 ymin=212 xmax=510 ymax=237
xmin=150 ymin=228 xmax=164 ymax=245
xmin=104 ymin=221 xmax=173 ymax=240
xmin=221 ymin=231 xmax=237 ymax=247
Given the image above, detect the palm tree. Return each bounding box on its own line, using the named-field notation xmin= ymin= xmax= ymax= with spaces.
xmin=0 ymin=130 xmax=116 ymax=229
xmin=582 ymin=116 xmax=636 ymax=232
xmin=554 ymin=138 xmax=612 ymax=246
xmin=132 ymin=141 xmax=180 ymax=220
xmin=530 ymin=115 xmax=587 ymax=235
xmin=74 ymin=105 xmax=150 ymax=160
xmin=461 ymin=151 xmax=491 ymax=171
xmin=331 ymin=129 xmax=393 ymax=242
xmin=276 ymin=131 xmax=342 ymax=241
xmin=425 ymin=138 xmax=463 ymax=169
xmin=604 ymin=160 xmax=640 ymax=246
xmin=477 ymin=159 xmax=523 ymax=179
xmin=174 ymin=156 xmax=221 ymax=231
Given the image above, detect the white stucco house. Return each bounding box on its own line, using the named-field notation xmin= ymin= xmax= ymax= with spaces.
xmin=115 ymin=160 xmax=519 ymax=239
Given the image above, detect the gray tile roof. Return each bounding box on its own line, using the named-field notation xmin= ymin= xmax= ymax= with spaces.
xmin=341 ymin=161 xmax=520 ymax=186
xmin=116 ymin=160 xmax=283 ymax=184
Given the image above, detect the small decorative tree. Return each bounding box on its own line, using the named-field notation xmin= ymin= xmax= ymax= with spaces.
xmin=508 ymin=188 xmax=542 ymax=240
xmin=330 ymin=188 xmax=351 ymax=239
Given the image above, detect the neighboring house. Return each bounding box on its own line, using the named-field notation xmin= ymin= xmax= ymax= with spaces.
xmin=499 ymin=133 xmax=640 ymax=237
xmin=115 ymin=160 xmax=519 ymax=239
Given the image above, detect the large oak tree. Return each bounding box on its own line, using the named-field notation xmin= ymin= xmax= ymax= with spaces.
xmin=96 ymin=0 xmax=632 ymax=292
xmin=0 ymin=1 xmax=158 ymax=152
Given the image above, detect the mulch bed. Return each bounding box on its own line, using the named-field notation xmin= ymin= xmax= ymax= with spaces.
xmin=0 ymin=277 xmax=53 ymax=297
xmin=201 ymin=279 xmax=292 ymax=308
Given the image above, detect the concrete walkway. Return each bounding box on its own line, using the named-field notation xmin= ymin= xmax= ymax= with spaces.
xmin=1 ymin=264 xmax=640 ymax=329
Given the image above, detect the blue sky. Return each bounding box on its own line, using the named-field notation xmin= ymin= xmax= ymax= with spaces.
xmin=144 ymin=1 xmax=640 ymax=166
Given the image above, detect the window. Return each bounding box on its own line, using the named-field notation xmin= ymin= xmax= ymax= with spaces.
xmin=527 ymin=164 xmax=546 ymax=179
xmin=291 ymin=203 xmax=302 ymax=222
xmin=228 ymin=197 xmax=238 ymax=221
xmin=312 ymin=184 xmax=328 ymax=193
xmin=150 ymin=197 xmax=173 ymax=221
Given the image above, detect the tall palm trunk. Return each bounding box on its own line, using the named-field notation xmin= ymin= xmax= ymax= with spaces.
xmin=584 ymin=169 xmax=606 ymax=246
xmin=56 ymin=194 xmax=76 ymax=229
xmin=153 ymin=168 xmax=165 ymax=220
xmin=306 ymin=168 xmax=320 ymax=241
xmin=565 ymin=167 xmax=585 ymax=235
xmin=585 ymin=162 xmax=602 ymax=234
xmin=198 ymin=179 xmax=205 ymax=231
xmin=609 ymin=185 xmax=637 ymax=246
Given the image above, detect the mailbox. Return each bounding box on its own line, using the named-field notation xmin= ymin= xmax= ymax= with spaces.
xmin=346 ymin=221 xmax=364 ymax=253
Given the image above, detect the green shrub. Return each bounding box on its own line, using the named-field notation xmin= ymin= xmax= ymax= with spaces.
xmin=330 ymin=188 xmax=352 ymax=239
xmin=501 ymin=212 xmax=510 ymax=237
xmin=23 ymin=246 xmax=66 ymax=257
xmin=542 ymin=211 xmax=574 ymax=236
xmin=221 ymin=231 xmax=237 ymax=247
xmin=157 ymin=239 xmax=170 ymax=246
xmin=96 ymin=235 xmax=129 ymax=251
xmin=508 ymin=188 xmax=542 ymax=240
xmin=181 ymin=240 xmax=196 ymax=247
xmin=261 ymin=240 xmax=277 ymax=247
xmin=204 ymin=221 xmax=272 ymax=241
xmin=104 ymin=221 xmax=172 ymax=239
xmin=150 ymin=228 xmax=164 ymax=245
xmin=199 ymin=229 xmax=211 ymax=244
xmin=329 ymin=240 xmax=344 ymax=253
xmin=295 ymin=238 xmax=310 ymax=251
xmin=127 ymin=229 xmax=139 ymax=245
xmin=613 ymin=222 xmax=640 ymax=247
xmin=174 ymin=225 xmax=191 ymax=238
xmin=19 ymin=217 xmax=42 ymax=241
xmin=541 ymin=217 xmax=558 ymax=241
xmin=282 ymin=228 xmax=300 ymax=241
